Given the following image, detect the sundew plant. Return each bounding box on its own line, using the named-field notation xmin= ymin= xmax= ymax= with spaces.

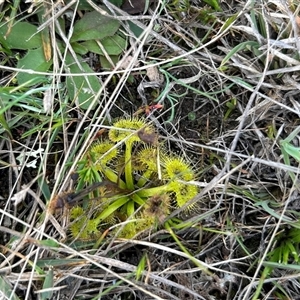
xmin=69 ymin=117 xmax=199 ymax=239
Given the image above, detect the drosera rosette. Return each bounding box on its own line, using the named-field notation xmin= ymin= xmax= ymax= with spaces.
xmin=108 ymin=117 xmax=157 ymax=190
xmin=86 ymin=139 xmax=121 ymax=186
xmin=142 ymin=194 xmax=171 ymax=224
xmin=135 ymin=145 xmax=160 ymax=187
xmin=115 ymin=194 xmax=171 ymax=239
xmin=69 ymin=206 xmax=100 ymax=240
xmin=89 ymin=140 xmax=118 ymax=167
xmin=68 ymin=184 xmax=128 ymax=240
xmin=137 ymin=154 xmax=198 ymax=211
xmin=163 ymin=155 xmax=198 ymax=210
xmin=69 ymin=117 xmax=199 ymax=240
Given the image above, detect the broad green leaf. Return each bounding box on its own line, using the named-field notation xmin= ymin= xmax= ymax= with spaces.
xmin=128 ymin=21 xmax=144 ymax=38
xmin=99 ymin=55 xmax=119 ymax=70
xmin=108 ymin=0 xmax=123 ymax=6
xmin=64 ymin=0 xmax=93 ymax=10
xmin=38 ymin=239 xmax=60 ymax=248
xmin=40 ymin=267 xmax=54 ymax=300
xmin=72 ymin=42 xmax=89 ymax=55
xmin=0 ymin=22 xmax=41 ymax=50
xmin=70 ymin=10 xmax=120 ymax=42
xmin=0 ymin=276 xmax=20 ymax=300
xmin=65 ymin=0 xmax=123 ymax=9
xmin=81 ymin=35 xmax=127 ymax=55
xmin=65 ymin=53 xmax=101 ymax=110
xmin=17 ymin=47 xmax=52 ymax=85
xmin=281 ymin=142 xmax=300 ymax=161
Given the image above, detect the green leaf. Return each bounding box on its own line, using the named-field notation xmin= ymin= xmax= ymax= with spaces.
xmin=70 ymin=10 xmax=120 ymax=42
xmin=99 ymin=55 xmax=119 ymax=69
xmin=64 ymin=0 xmax=93 ymax=10
xmin=100 ymin=34 xmax=127 ymax=55
xmin=281 ymin=142 xmax=300 ymax=162
xmin=65 ymin=53 xmax=101 ymax=110
xmin=0 ymin=22 xmax=42 ymax=50
xmin=65 ymin=0 xmax=123 ymax=10
xmin=219 ymin=13 xmax=238 ymax=33
xmin=108 ymin=0 xmax=123 ymax=6
xmin=0 ymin=276 xmax=20 ymax=300
xmin=254 ymin=201 xmax=293 ymax=222
xmin=282 ymin=243 xmax=289 ymax=264
xmin=220 ymin=41 xmax=259 ymax=67
xmin=263 ymin=261 xmax=300 ymax=271
xmin=203 ymin=0 xmax=222 ymax=11
xmin=95 ymin=196 xmax=130 ymax=222
xmin=17 ymin=47 xmax=52 ymax=85
xmin=0 ymin=110 xmax=13 ymax=139
xmin=38 ymin=239 xmax=60 ymax=248
xmin=286 ymin=241 xmax=298 ymax=262
xmin=40 ymin=267 xmax=54 ymax=300
xmin=37 ymin=259 xmax=87 ymax=268
xmin=72 ymin=42 xmax=89 ymax=55
xmin=128 ymin=21 xmax=144 ymax=38
xmin=136 ymin=255 xmax=146 ymax=281
xmin=81 ymin=35 xmax=127 ymax=55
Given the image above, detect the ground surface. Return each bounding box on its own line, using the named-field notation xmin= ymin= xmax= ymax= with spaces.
xmin=1 ymin=1 xmax=300 ymax=300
